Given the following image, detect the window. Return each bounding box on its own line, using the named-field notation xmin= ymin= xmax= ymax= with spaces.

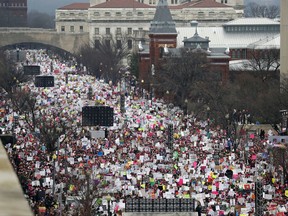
xmin=209 ymin=11 xmax=215 ymax=17
xmin=94 ymin=28 xmax=99 ymax=34
xmin=159 ymin=47 xmax=164 ymax=58
xmin=128 ymin=39 xmax=132 ymax=49
xmin=137 ymin=12 xmax=144 ymax=16
xmin=139 ymin=27 xmax=143 ymax=31
xmin=61 ymin=26 xmax=65 ymax=32
xmin=237 ymin=50 xmax=241 ymax=59
xmin=127 ymin=12 xmax=132 ymax=16
xmin=149 ymin=0 xmax=152 ymax=4
xmin=70 ymin=13 xmax=74 ymax=16
xmin=94 ymin=12 xmax=100 ymax=16
xmin=95 ymin=40 xmax=100 ymax=49
xmin=70 ymin=26 xmax=74 ymax=32
xmin=117 ymin=40 xmax=122 ymax=49
xmin=116 ymin=12 xmax=121 ymax=16
xmin=60 ymin=13 xmax=65 ymax=16
xmin=171 ymin=0 xmax=174 ymax=4
xmin=116 ymin=28 xmax=121 ymax=34
xmin=80 ymin=26 xmax=84 ymax=32
xmin=242 ymin=50 xmax=246 ymax=59
xmin=198 ymin=12 xmax=204 ymax=17
xmin=79 ymin=12 xmax=84 ymax=16
xmin=106 ymin=28 xmax=110 ymax=34
xmin=105 ymin=12 xmax=111 ymax=16
xmin=128 ymin=27 xmax=132 ymax=34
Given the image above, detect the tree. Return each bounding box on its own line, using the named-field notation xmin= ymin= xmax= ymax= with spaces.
xmin=228 ymin=48 xmax=281 ymax=124
xmin=247 ymin=48 xmax=280 ymax=82
xmin=8 ymin=89 xmax=38 ymax=132
xmin=0 ymin=51 xmax=31 ymax=94
xmin=128 ymin=52 xmax=139 ymax=79
xmin=244 ymin=2 xmax=280 ymax=19
xmin=7 ymin=88 xmax=76 ymax=154
xmin=155 ymin=48 xmax=209 ymax=108
xmin=77 ymin=37 xmax=130 ymax=84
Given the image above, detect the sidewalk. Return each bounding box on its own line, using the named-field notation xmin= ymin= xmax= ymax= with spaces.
xmin=0 ymin=140 xmax=33 ymax=216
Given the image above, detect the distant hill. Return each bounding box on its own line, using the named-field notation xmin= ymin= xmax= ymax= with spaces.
xmin=28 ymin=0 xmax=88 ymax=15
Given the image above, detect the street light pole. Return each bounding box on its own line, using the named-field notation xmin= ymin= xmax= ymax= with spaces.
xmin=16 ymin=47 xmax=20 ymax=62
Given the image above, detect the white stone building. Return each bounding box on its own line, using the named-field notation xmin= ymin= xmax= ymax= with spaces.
xmin=55 ymin=0 xmax=242 ymax=48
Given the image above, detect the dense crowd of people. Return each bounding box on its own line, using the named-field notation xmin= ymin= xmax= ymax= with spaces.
xmin=0 ymin=49 xmax=288 ymax=216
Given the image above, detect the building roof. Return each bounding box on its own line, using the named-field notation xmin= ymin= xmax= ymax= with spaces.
xmin=183 ymin=30 xmax=210 ymax=43
xmin=229 ymin=59 xmax=279 ymax=71
xmin=247 ymin=34 xmax=280 ymax=49
xmin=91 ymin=0 xmax=153 ymax=8
xmin=181 ymin=0 xmax=231 ymax=8
xmin=224 ymin=18 xmax=279 ymax=26
xmin=150 ymin=0 xmax=177 ymax=34
xmin=177 ymin=23 xmax=279 ymax=49
xmin=58 ymin=3 xmax=90 ymax=10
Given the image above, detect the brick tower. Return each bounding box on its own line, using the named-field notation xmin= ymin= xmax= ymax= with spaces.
xmin=149 ymin=0 xmax=177 ymax=67
xmin=0 ymin=0 xmax=27 ymax=27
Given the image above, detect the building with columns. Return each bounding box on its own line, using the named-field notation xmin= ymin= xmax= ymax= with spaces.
xmin=0 ymin=0 xmax=27 ymax=27
xmin=55 ymin=0 xmax=241 ymax=49
xmin=90 ymin=0 xmax=243 ymax=7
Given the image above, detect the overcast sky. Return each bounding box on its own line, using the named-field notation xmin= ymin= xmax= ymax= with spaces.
xmin=28 ymin=0 xmax=279 ymax=15
xmin=28 ymin=0 xmax=88 ymax=15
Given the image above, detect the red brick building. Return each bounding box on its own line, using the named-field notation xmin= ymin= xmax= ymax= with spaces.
xmin=0 ymin=0 xmax=27 ymax=27
xmin=138 ymin=0 xmax=230 ymax=84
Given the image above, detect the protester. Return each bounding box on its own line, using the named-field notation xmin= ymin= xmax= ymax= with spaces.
xmin=0 ymin=49 xmax=287 ymax=216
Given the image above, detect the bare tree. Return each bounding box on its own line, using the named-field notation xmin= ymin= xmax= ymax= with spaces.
xmin=8 ymin=89 xmax=38 ymax=132
xmin=77 ymin=37 xmax=130 ymax=84
xmin=247 ymin=48 xmax=280 ymax=82
xmin=0 ymin=52 xmax=31 ymax=94
xmin=155 ymin=48 xmax=209 ymax=107
xmin=7 ymin=88 xmax=76 ymax=154
xmin=245 ymin=2 xmax=280 ymax=19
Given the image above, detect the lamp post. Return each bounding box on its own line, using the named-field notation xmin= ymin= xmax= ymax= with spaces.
xmin=183 ymin=99 xmax=188 ymax=115
xmin=16 ymin=47 xmax=20 ymax=62
xmin=166 ymin=90 xmax=169 ymax=103
xmin=280 ymin=109 xmax=288 ymax=135
xmin=141 ymin=79 xmax=144 ymax=98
